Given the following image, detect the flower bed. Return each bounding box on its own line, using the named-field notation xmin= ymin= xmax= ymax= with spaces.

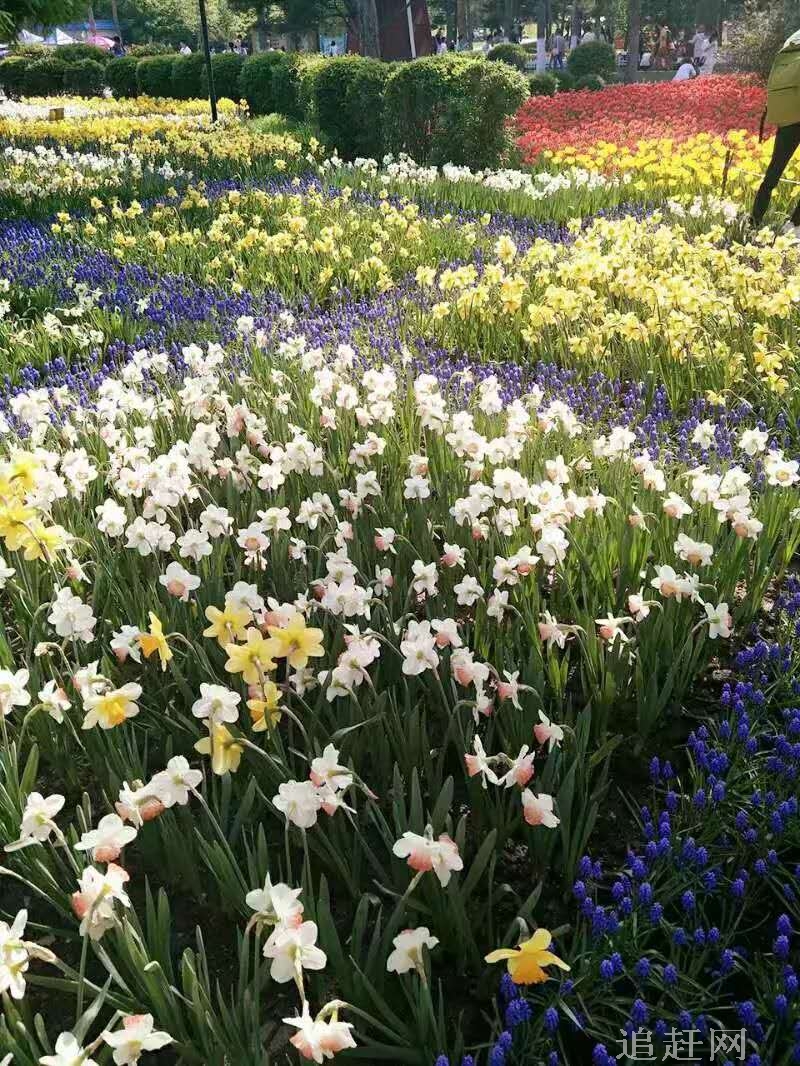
xmin=515 ymin=75 xmax=768 ymax=162
xmin=0 ymin=94 xmax=798 ymax=1066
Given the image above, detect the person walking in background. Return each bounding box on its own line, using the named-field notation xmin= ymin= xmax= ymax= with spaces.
xmin=110 ymin=34 xmax=126 ymax=57
xmin=752 ymin=31 xmax=800 ymax=229
xmin=691 ymin=25 xmax=708 ymax=67
xmin=702 ymin=31 xmax=718 ymax=74
xmin=655 ymin=23 xmax=672 ymax=69
xmin=550 ymin=31 xmax=565 ymax=69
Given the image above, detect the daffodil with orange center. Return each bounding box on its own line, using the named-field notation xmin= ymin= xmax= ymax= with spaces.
xmin=485 ymin=928 xmax=570 ymax=984
xmin=203 ymin=603 xmax=253 ymax=646
xmin=263 ymin=612 xmax=324 ymax=670
xmin=224 ymin=628 xmax=276 ymax=686
xmin=138 ymin=613 xmax=173 ymax=671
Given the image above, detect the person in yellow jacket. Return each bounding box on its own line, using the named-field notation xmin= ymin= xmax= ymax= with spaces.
xmin=753 ymin=29 xmax=800 ymax=227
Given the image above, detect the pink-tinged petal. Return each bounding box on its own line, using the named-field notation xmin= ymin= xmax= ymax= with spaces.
xmin=407 ymin=847 xmax=434 ymax=872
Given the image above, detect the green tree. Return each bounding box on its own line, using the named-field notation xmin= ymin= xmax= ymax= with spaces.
xmin=3 ymin=0 xmax=87 ymax=33
xmin=95 ymin=0 xmax=255 ymax=47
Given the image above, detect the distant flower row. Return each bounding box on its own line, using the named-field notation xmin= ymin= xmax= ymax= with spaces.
xmin=516 ymin=75 xmax=768 ymax=161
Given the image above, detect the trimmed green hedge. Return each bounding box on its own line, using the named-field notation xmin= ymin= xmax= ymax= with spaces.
xmin=171 ymin=52 xmax=205 ymax=99
xmin=574 ymin=72 xmax=606 ymax=90
xmin=552 ymin=68 xmax=575 ymax=91
xmin=23 ymin=57 xmax=68 ymax=97
xmin=0 ymin=54 xmax=110 ymax=98
xmin=383 ymin=54 xmax=469 ymax=162
xmin=201 ymin=51 xmax=244 ymax=101
xmin=63 ymin=58 xmax=105 ymax=96
xmin=313 ymin=55 xmax=393 ymax=160
xmin=240 ymin=51 xmax=299 ymax=116
xmin=383 ymin=54 xmax=526 ymax=166
xmin=107 ymin=56 xmax=140 ymax=98
xmin=529 ymin=71 xmax=558 ymax=96
xmin=136 ymin=55 xmax=174 ymax=97
xmin=487 ymin=43 xmax=529 ymax=70
xmin=56 ymin=43 xmax=110 ymax=65
xmin=436 ymin=59 xmax=529 ymax=167
xmin=566 ymin=40 xmax=615 ymax=79
xmin=0 ymin=56 xmax=32 ymax=98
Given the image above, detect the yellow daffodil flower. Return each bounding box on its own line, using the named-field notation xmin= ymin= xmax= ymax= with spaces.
xmin=194 ymin=723 xmax=243 ymax=775
xmin=224 ymin=628 xmax=276 ymax=686
xmin=203 ymin=603 xmax=253 ymax=646
xmin=138 ymin=613 xmax=173 ymax=671
xmin=247 ymin=680 xmax=282 ymax=732
xmin=485 ymin=928 xmax=570 ymax=984
xmin=263 ymin=613 xmax=324 ymax=670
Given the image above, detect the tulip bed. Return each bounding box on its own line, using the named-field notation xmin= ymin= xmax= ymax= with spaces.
xmin=0 ymin=90 xmax=799 ymax=1066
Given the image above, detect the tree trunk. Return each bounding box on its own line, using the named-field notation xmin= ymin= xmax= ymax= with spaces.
xmin=110 ymin=0 xmax=119 ymax=31
xmin=456 ymin=0 xmax=469 ymax=48
xmin=359 ymin=0 xmax=381 ymax=56
xmin=502 ymin=0 xmax=515 ymax=40
xmin=569 ymin=1 xmax=581 ymax=48
xmin=456 ymin=0 xmax=469 ymax=46
xmin=536 ymin=0 xmax=547 ymax=70
xmin=625 ymin=0 xmax=640 ymax=82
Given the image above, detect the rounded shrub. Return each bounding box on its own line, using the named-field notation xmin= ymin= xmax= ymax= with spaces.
xmin=566 ymin=40 xmax=615 ymax=79
xmin=63 ymin=58 xmax=106 ymax=96
xmin=171 ymin=52 xmax=204 ymax=99
xmin=201 ymin=51 xmax=244 ymax=101
xmin=383 ymin=53 xmax=471 ymax=161
xmin=107 ymin=56 xmax=139 ymax=97
xmin=344 ymin=58 xmax=393 ymax=159
xmin=551 ymin=68 xmax=575 ymax=91
xmin=297 ymin=54 xmax=324 ymax=123
xmin=528 ymin=71 xmax=558 ymax=95
xmin=574 ymin=72 xmax=606 ymax=90
xmin=239 ymin=51 xmax=299 ymax=116
xmin=271 ymin=53 xmax=304 ymax=118
xmin=0 ymin=56 xmax=33 ymax=99
xmin=56 ymin=42 xmax=110 ymax=65
xmin=436 ymin=57 xmax=529 ymax=168
xmin=11 ymin=44 xmax=48 ymax=58
xmin=22 ymin=57 xmax=68 ymax=97
xmin=129 ymin=43 xmax=173 ymax=57
xmin=136 ymin=55 xmax=174 ymax=97
xmin=313 ymin=55 xmax=367 ymax=157
xmin=487 ymin=42 xmax=529 ymax=70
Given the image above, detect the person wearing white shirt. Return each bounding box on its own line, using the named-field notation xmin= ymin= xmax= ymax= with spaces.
xmin=673 ymin=58 xmax=697 ymax=80
xmin=179 ymin=42 xmax=192 ymax=55
xmin=691 ymin=27 xmax=708 ymax=63
xmin=702 ymin=31 xmax=718 ymax=74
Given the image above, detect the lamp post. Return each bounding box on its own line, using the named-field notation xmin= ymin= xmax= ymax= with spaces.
xmin=198 ymin=0 xmax=218 ymax=122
